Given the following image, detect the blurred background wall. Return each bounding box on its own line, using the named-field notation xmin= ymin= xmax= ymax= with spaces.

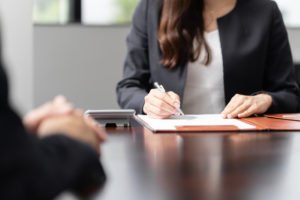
xmin=0 ymin=0 xmax=299 ymax=113
xmin=33 ymin=27 xmax=300 ymax=111
xmin=0 ymin=0 xmax=33 ymax=113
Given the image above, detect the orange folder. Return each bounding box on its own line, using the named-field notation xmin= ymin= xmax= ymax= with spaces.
xmin=177 ymin=117 xmax=300 ymax=132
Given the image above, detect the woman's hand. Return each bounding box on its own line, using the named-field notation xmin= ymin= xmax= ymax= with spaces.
xmin=221 ymin=93 xmax=273 ymax=118
xmin=143 ymin=89 xmax=181 ymax=119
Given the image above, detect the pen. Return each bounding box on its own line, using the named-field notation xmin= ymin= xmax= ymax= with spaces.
xmin=154 ymin=82 xmax=184 ymax=116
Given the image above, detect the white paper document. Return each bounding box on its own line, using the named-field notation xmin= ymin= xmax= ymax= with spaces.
xmin=136 ymin=114 xmax=256 ymax=132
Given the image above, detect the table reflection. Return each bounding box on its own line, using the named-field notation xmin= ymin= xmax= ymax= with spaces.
xmin=142 ymin=129 xmax=294 ymax=200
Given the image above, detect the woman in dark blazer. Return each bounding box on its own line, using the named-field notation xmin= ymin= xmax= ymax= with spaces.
xmin=117 ymin=0 xmax=300 ymax=119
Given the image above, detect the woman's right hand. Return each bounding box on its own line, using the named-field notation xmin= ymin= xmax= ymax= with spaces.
xmin=143 ymin=89 xmax=181 ymax=119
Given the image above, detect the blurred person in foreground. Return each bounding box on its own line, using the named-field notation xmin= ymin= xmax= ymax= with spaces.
xmin=0 ymin=28 xmax=106 ymax=199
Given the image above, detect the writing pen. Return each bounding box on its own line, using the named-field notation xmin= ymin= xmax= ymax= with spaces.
xmin=154 ymin=82 xmax=185 ymax=116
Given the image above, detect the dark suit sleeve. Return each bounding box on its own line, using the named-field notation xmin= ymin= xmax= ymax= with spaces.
xmin=0 ymin=61 xmax=105 ymax=199
xmin=33 ymin=135 xmax=106 ymax=199
xmin=0 ymin=108 xmax=106 ymax=200
xmin=264 ymin=2 xmax=300 ymax=113
xmin=116 ymin=0 xmax=151 ymax=114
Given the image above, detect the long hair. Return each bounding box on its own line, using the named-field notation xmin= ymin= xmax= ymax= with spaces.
xmin=158 ymin=0 xmax=211 ymax=68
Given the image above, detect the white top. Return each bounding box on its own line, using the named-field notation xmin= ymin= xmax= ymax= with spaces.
xmin=182 ymin=30 xmax=225 ymax=114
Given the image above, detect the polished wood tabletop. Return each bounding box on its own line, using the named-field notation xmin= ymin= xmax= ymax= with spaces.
xmin=89 ymin=120 xmax=300 ymax=200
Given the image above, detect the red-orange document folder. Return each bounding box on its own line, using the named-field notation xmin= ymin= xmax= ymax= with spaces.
xmin=135 ymin=114 xmax=300 ymax=133
xmin=264 ymin=113 xmax=300 ymax=122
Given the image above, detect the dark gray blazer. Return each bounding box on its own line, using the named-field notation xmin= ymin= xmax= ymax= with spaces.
xmin=117 ymin=0 xmax=300 ymax=114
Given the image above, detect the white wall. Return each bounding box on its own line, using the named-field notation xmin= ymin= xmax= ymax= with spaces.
xmin=288 ymin=29 xmax=300 ymax=62
xmin=0 ymin=0 xmax=33 ymax=113
xmin=34 ymin=25 xmax=129 ymax=110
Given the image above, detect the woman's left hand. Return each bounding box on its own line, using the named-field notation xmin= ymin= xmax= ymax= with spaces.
xmin=221 ymin=93 xmax=273 ymax=118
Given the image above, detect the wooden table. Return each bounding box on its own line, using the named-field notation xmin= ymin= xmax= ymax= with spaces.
xmin=87 ymin=120 xmax=300 ymax=200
